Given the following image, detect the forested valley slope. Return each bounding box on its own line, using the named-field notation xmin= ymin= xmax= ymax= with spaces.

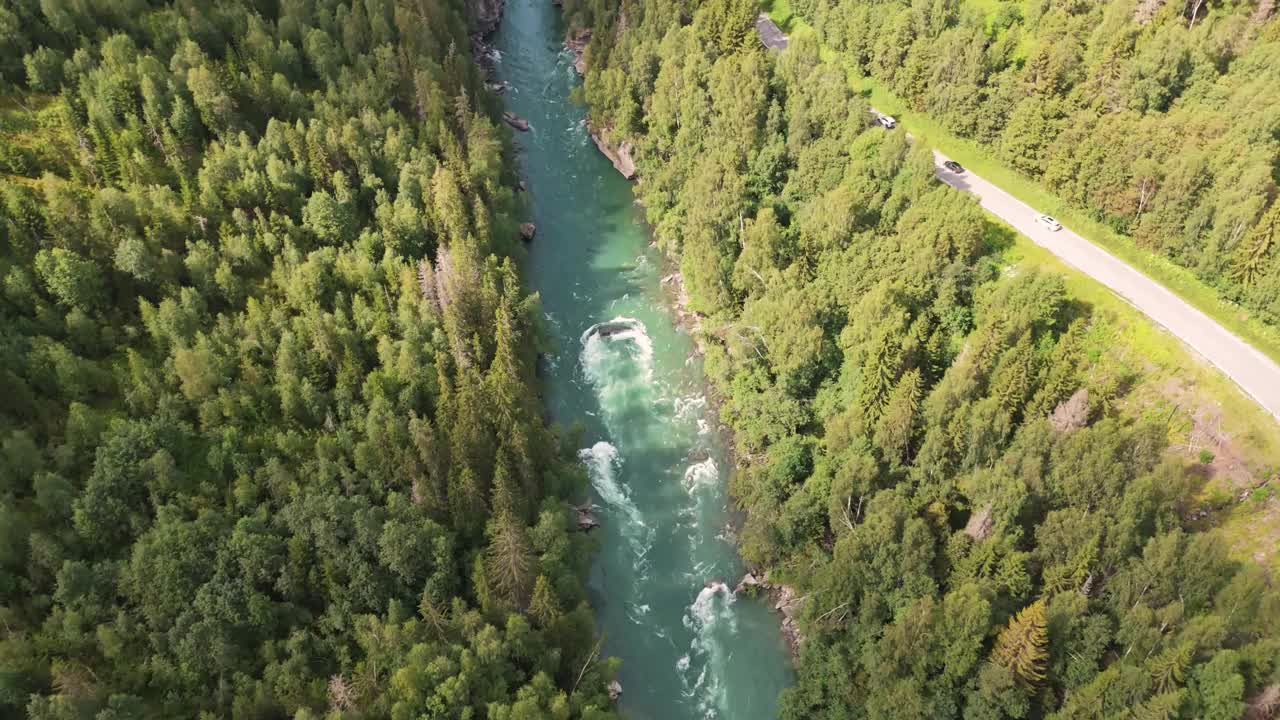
xmin=0 ymin=0 xmax=620 ymax=717
xmin=565 ymin=0 xmax=1280 ymax=717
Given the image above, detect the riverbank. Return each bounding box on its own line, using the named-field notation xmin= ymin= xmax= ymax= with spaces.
xmin=562 ymin=20 xmax=811 ymax=655
xmin=490 ymin=0 xmax=794 ymax=715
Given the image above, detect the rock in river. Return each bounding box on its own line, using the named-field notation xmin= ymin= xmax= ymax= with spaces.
xmin=520 ymin=222 xmax=537 ymax=241
xmin=734 ymin=571 xmax=763 ymax=594
xmin=503 ymin=111 xmax=530 ymax=131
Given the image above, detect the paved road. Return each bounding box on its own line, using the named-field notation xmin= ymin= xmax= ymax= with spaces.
xmin=934 ymin=151 xmax=1280 ymax=421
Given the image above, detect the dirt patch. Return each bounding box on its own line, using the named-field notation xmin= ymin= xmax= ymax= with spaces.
xmin=1050 ymin=388 xmax=1090 ymax=433
xmin=1157 ymin=376 xmax=1256 ymax=490
xmin=964 ymin=503 xmax=994 ymax=541
xmin=1127 ymin=374 xmax=1280 ymax=572
xmin=1133 ymin=0 xmax=1166 ymax=24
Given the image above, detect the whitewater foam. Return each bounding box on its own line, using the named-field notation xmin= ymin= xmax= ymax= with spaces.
xmin=677 ymin=581 xmax=738 ymax=718
xmin=579 ymin=317 xmax=659 ymax=441
xmin=580 ymin=317 xmax=655 ymax=379
xmin=682 ymin=457 xmax=719 ymax=492
xmin=578 ymin=441 xmax=651 ymax=575
xmin=674 ymin=392 xmax=706 ymax=422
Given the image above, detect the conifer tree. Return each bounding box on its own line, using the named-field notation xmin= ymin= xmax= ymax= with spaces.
xmin=1149 ymin=643 xmax=1193 ymax=693
xmin=991 ymin=598 xmax=1049 ymax=687
xmin=1133 ymin=689 xmax=1185 ymax=720
xmin=485 ymin=510 xmax=536 ymax=609
xmin=528 ymin=576 xmax=562 ymax=628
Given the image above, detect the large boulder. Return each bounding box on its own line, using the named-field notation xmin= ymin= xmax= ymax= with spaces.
xmin=734 ymin=571 xmax=763 ymax=594
xmin=573 ymin=503 xmax=598 ymax=530
xmin=589 ymin=127 xmax=636 ymax=179
xmin=503 ymin=111 xmax=530 ymax=131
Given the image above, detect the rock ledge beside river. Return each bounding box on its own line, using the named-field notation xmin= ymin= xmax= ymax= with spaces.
xmin=565 ymin=28 xmax=590 ymax=75
xmin=468 ymin=0 xmax=504 ymax=35
xmin=736 ymin=571 xmax=806 ymax=653
xmin=588 ymin=126 xmax=636 ymax=180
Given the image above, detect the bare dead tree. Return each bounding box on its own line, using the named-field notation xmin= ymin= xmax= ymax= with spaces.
xmin=1135 ymin=175 xmax=1157 ymax=220
xmin=328 ymin=674 xmax=361 ymax=712
xmin=569 ymin=637 xmax=604 ymax=698
xmin=1186 ymin=0 xmax=1208 ymax=27
xmin=418 ymin=257 xmax=439 ymax=311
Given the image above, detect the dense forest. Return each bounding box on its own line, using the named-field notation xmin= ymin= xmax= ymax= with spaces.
xmin=0 ymin=0 xmax=619 ymax=717
xmin=794 ymin=0 xmax=1280 ymax=327
xmin=567 ymin=0 xmax=1280 ymax=717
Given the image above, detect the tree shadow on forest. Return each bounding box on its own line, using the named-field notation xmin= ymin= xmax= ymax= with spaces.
xmin=980 ymin=218 xmax=1018 ymax=256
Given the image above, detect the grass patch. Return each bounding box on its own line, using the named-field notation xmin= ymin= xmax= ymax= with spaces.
xmin=764 ymin=9 xmax=1280 ymax=370
xmin=759 ymin=0 xmax=795 ymax=31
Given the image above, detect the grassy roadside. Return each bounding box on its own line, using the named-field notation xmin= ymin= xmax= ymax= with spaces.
xmin=760 ymin=4 xmax=1280 ymax=370
xmin=994 ymin=217 xmax=1280 ymax=573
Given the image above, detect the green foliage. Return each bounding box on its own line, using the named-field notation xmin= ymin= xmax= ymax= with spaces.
xmin=573 ymin=0 xmax=1280 ymax=716
xmin=0 ymin=1 xmax=616 ymax=717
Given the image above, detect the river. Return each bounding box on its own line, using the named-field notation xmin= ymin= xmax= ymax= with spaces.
xmin=490 ymin=1 xmax=794 ymax=718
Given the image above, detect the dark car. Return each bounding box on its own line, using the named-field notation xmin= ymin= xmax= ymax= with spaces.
xmin=943 ymin=160 xmax=964 ymax=174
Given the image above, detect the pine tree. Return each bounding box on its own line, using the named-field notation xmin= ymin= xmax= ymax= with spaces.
xmin=993 ymin=333 xmax=1036 ymax=416
xmin=873 ymin=368 xmax=922 ymax=466
xmin=991 ymin=598 xmax=1049 ymax=687
xmin=484 ymin=510 xmax=536 ymax=608
xmin=418 ymin=590 xmax=450 ymax=639
xmin=528 ymin=576 xmax=562 ymax=627
xmin=1231 ymin=203 xmax=1278 ymax=288
xmin=449 ymin=466 xmax=487 ymax=541
xmin=490 ymin=453 xmax=523 ymax=521
xmin=487 ymin=303 xmax=524 ymax=434
xmin=1149 ymin=643 xmax=1193 ymax=693
xmin=1133 ymin=689 xmax=1185 ymax=720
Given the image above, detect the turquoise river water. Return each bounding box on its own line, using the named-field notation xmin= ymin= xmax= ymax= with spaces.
xmin=491 ymin=1 xmax=795 ymax=718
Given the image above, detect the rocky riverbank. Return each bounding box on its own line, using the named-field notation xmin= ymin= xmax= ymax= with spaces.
xmin=563 ymin=27 xmax=637 ymax=180
xmin=589 ymin=127 xmax=636 ymax=179
xmin=660 ymin=271 xmax=705 ymax=354
xmin=735 ymin=571 xmax=806 ymax=655
xmin=565 ymin=27 xmax=590 ymax=76
xmin=468 ymin=0 xmax=504 ymax=35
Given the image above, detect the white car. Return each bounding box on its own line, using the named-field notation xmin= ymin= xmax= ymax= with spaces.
xmin=876 ymin=115 xmax=897 ymax=129
xmin=1035 ymin=214 xmax=1062 ymax=232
